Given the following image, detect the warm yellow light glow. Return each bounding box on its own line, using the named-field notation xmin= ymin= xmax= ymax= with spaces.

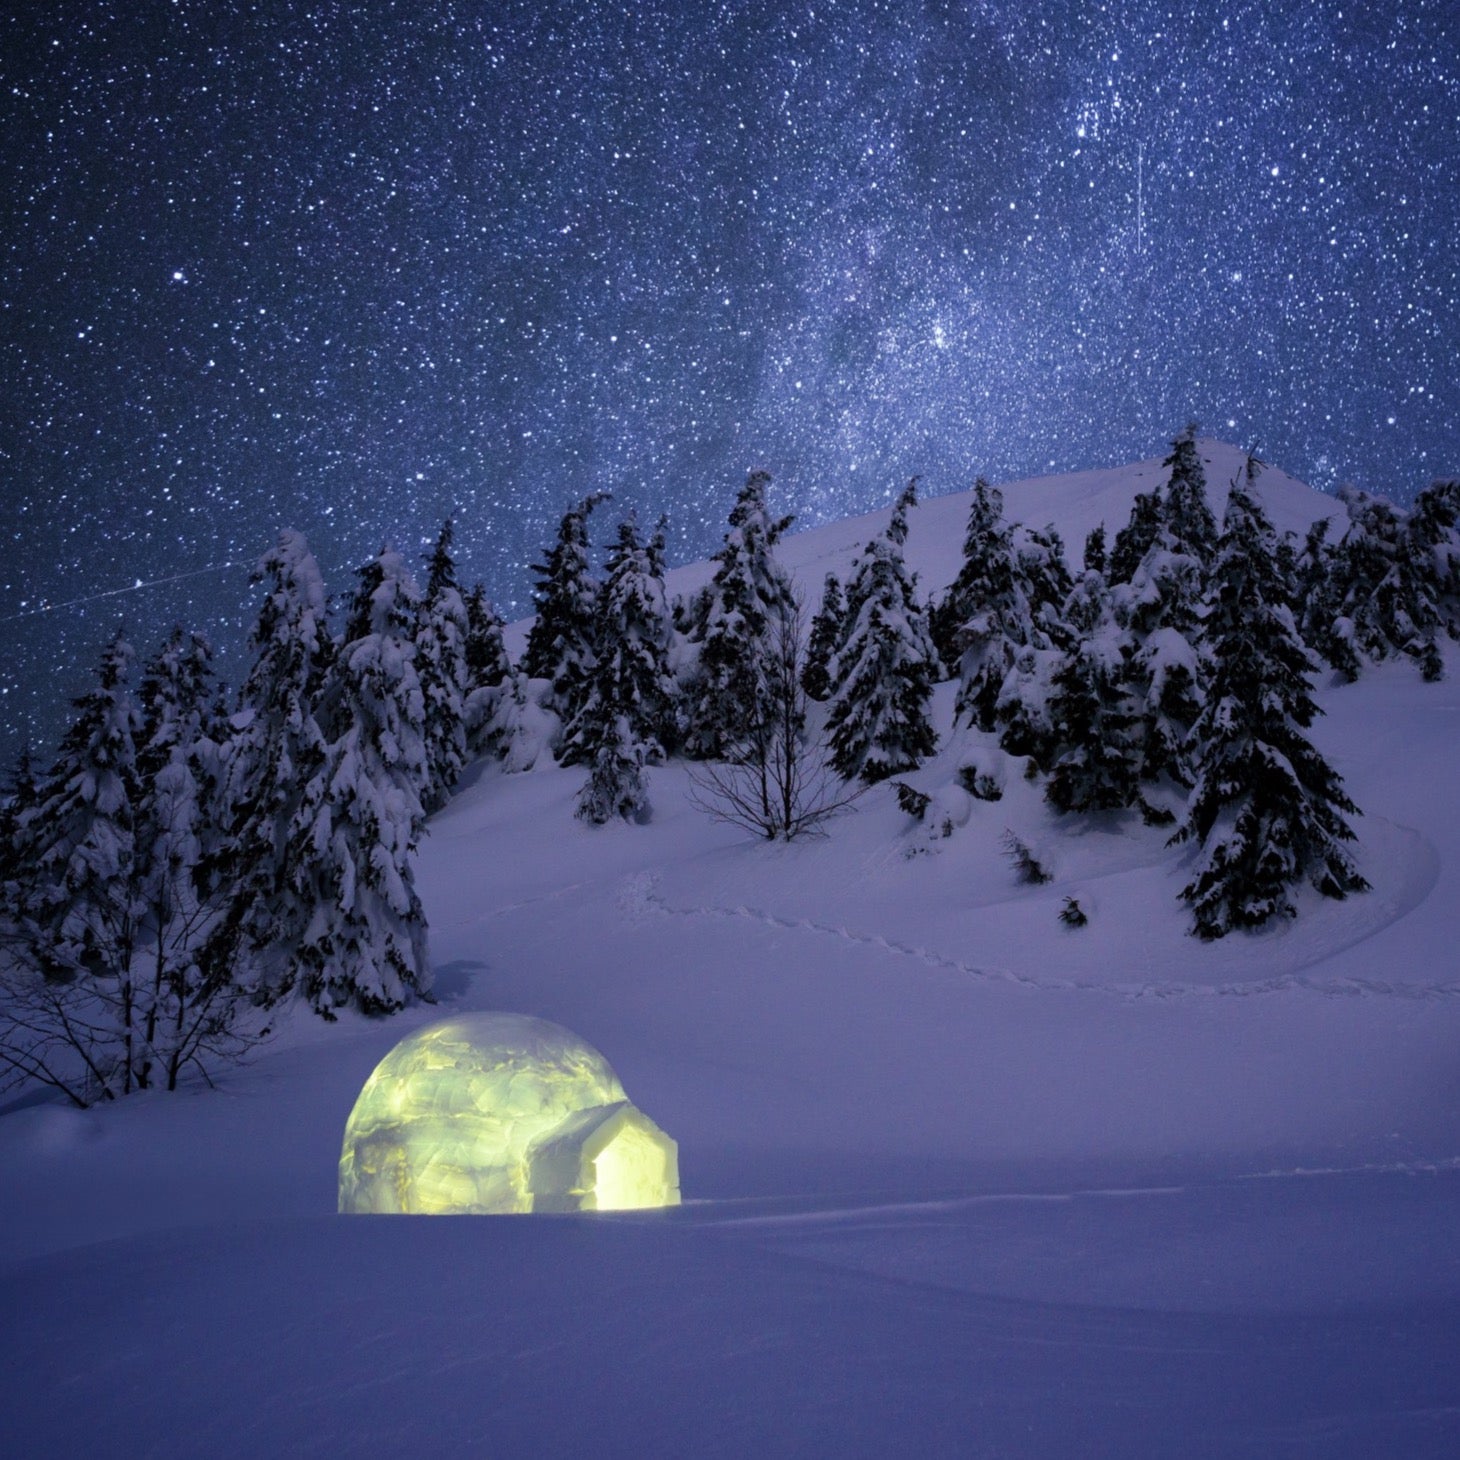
xmin=592 ymin=1117 xmax=675 ymax=1211
xmin=338 ymin=1013 xmax=680 ymax=1215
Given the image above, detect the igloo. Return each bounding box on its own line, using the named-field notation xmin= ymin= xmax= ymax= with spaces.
xmin=338 ymin=1013 xmax=681 ymax=1215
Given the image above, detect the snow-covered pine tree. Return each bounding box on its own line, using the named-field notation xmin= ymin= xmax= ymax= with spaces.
xmin=941 ymin=479 xmax=1014 ymax=725
xmin=1116 ymin=519 xmax=1205 ymax=791
xmin=0 ymin=629 xmax=269 ymax=1104
xmin=1406 ymin=478 xmax=1460 ymax=675
xmin=1408 ymin=479 xmax=1460 ymax=608
xmin=1016 ymin=524 xmax=1075 ymax=646
xmin=19 ymin=630 xmax=140 ymax=989
xmin=1293 ymin=516 xmax=1359 ymax=678
xmin=522 ymin=492 xmax=609 ymax=737
xmin=460 ymin=581 xmax=520 ymax=759
xmin=1082 ymin=524 xmax=1108 ymax=576
xmin=132 ymin=628 xmax=246 ymax=1091
xmin=1161 ymin=424 xmax=1218 ymax=566
xmin=416 ymin=519 xmax=470 ymax=811
xmin=213 ymin=530 xmax=333 ymax=1003
xmin=576 ymin=715 xmax=650 ymax=825
xmin=801 ymin=573 xmax=846 ymax=702
xmin=931 ymin=476 xmax=1003 ymax=670
xmin=940 ymin=480 xmax=1059 ymax=751
xmin=1107 ymin=485 xmax=1165 ymax=585
xmin=1044 ymin=604 xmax=1142 ymax=815
xmin=0 ymin=631 xmax=146 ymax=1098
xmin=994 ymin=523 xmax=1075 ymax=760
xmin=1308 ymin=486 xmax=1442 ymax=680
xmin=562 ymin=513 xmax=675 ymax=770
xmin=825 ymin=481 xmax=938 ymax=783
xmin=569 ymin=514 xmax=677 ymax=820
xmin=290 ymin=547 xmax=431 ymax=1016
xmin=137 ymin=629 xmax=222 ymax=788
xmin=1172 ymin=469 xmax=1368 ymax=939
xmin=1045 ymin=639 xmax=1141 ymax=815
xmin=684 ymin=470 xmax=797 ymax=760
xmin=478 ymin=663 xmax=558 ymax=772
xmin=463 ymin=582 xmax=513 ymax=692
xmin=1061 ymin=566 xmax=1113 ymax=640
xmin=0 ymin=747 xmax=40 ymax=895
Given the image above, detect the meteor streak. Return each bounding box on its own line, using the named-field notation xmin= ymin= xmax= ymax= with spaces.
xmin=0 ymin=561 xmax=248 ymax=624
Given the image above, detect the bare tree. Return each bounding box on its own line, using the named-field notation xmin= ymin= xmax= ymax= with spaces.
xmin=0 ymin=628 xmax=269 ymax=1107
xmin=0 ymin=934 xmax=264 ymax=1108
xmin=688 ymin=603 xmax=861 ymax=840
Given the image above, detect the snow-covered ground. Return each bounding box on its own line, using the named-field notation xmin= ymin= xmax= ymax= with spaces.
xmin=3 ymin=443 xmax=1458 ymax=1457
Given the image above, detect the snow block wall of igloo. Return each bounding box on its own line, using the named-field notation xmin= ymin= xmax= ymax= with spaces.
xmin=338 ymin=1013 xmax=681 ymax=1214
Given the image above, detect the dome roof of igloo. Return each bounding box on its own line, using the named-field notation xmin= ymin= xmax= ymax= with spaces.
xmin=339 ymin=1013 xmax=673 ymax=1215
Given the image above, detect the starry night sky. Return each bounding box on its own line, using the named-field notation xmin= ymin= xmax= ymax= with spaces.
xmin=2 ymin=0 xmax=1457 ymax=761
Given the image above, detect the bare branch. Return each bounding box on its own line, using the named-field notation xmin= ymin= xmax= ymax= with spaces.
xmin=687 ymin=601 xmax=863 ymax=841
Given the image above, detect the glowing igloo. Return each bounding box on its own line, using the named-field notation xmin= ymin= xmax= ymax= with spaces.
xmin=338 ymin=1013 xmax=681 ymax=1215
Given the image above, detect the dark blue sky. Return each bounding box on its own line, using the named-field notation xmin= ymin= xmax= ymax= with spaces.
xmin=2 ymin=0 xmax=1457 ymax=758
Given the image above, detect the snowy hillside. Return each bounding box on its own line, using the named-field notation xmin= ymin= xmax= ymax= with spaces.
xmin=3 ymin=443 xmax=1459 ymax=1458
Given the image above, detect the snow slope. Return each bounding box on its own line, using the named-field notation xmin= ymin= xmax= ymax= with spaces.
xmin=2 ymin=443 xmax=1458 ymax=1458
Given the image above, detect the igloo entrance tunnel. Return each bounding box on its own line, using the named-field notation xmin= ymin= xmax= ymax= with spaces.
xmin=338 ymin=1013 xmax=681 ymax=1215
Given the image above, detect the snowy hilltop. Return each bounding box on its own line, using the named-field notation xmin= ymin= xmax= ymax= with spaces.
xmin=2 ymin=437 xmax=1459 ymax=1457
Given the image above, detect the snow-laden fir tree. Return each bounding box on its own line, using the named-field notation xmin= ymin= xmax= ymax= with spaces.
xmin=478 ymin=663 xmax=558 ymax=773
xmin=995 ymin=523 xmax=1075 ymax=759
xmin=212 ymin=531 xmax=333 ymax=1003
xmin=1016 ymin=524 xmax=1074 ymax=645
xmin=1408 ymin=479 xmax=1460 ymax=605
xmin=15 ymin=630 xmax=140 ymax=988
xmin=1082 ymin=524 xmax=1108 ymax=576
xmin=1161 ymin=425 xmax=1218 ymax=567
xmin=1293 ymin=516 xmax=1357 ymax=677
xmin=1306 ymin=484 xmax=1457 ymax=682
xmin=1406 ymin=478 xmax=1460 ymax=674
xmin=938 ymin=478 xmax=1018 ymax=723
xmin=1172 ymin=466 xmax=1368 ymax=939
xmin=684 ymin=470 xmax=797 ymax=760
xmin=132 ymin=628 xmax=248 ymax=1091
xmin=1044 ymin=576 xmax=1142 ymax=814
xmin=1 ymin=627 xmax=269 ymax=1105
xmin=523 ymin=492 xmax=609 ymax=738
xmin=290 ymin=547 xmax=432 ymax=1016
xmin=1107 ymin=484 xmax=1165 ymax=586
xmin=563 ymin=513 xmax=675 ymax=771
xmin=0 ymin=747 xmax=40 ymax=894
xmin=1061 ymin=565 xmax=1113 ymax=640
xmin=824 ymin=481 xmax=938 ymax=783
xmin=1115 ymin=522 xmax=1206 ymax=792
xmin=939 ymin=479 xmax=1064 ymax=754
xmin=801 ymin=572 xmax=845 ymax=702
xmin=415 ymin=519 xmax=470 ymax=812
xmin=1307 ymin=487 xmax=1408 ymax=677
xmin=463 ymin=581 xmax=513 ymax=692
xmin=461 ymin=581 xmax=520 ymax=758
xmin=0 ymin=632 xmax=151 ymax=1100
xmin=931 ymin=477 xmax=1004 ymax=672
xmin=137 ymin=629 xmax=222 ymax=787
xmin=570 ymin=514 xmax=677 ymax=821
xmin=1044 ymin=625 xmax=1142 ymax=815
xmin=135 ymin=626 xmax=226 ymax=928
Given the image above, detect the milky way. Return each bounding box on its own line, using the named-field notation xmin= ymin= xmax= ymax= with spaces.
xmin=2 ymin=0 xmax=1457 ymax=758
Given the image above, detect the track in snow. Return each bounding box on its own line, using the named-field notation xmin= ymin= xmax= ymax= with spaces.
xmin=632 ymin=866 xmax=1460 ymax=1003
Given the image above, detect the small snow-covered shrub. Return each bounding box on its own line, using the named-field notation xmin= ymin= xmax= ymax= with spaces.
xmin=895 ymin=782 xmax=931 ymax=820
xmin=955 ymin=764 xmax=1002 ymax=801
xmin=1002 ymin=829 xmax=1052 ymax=885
